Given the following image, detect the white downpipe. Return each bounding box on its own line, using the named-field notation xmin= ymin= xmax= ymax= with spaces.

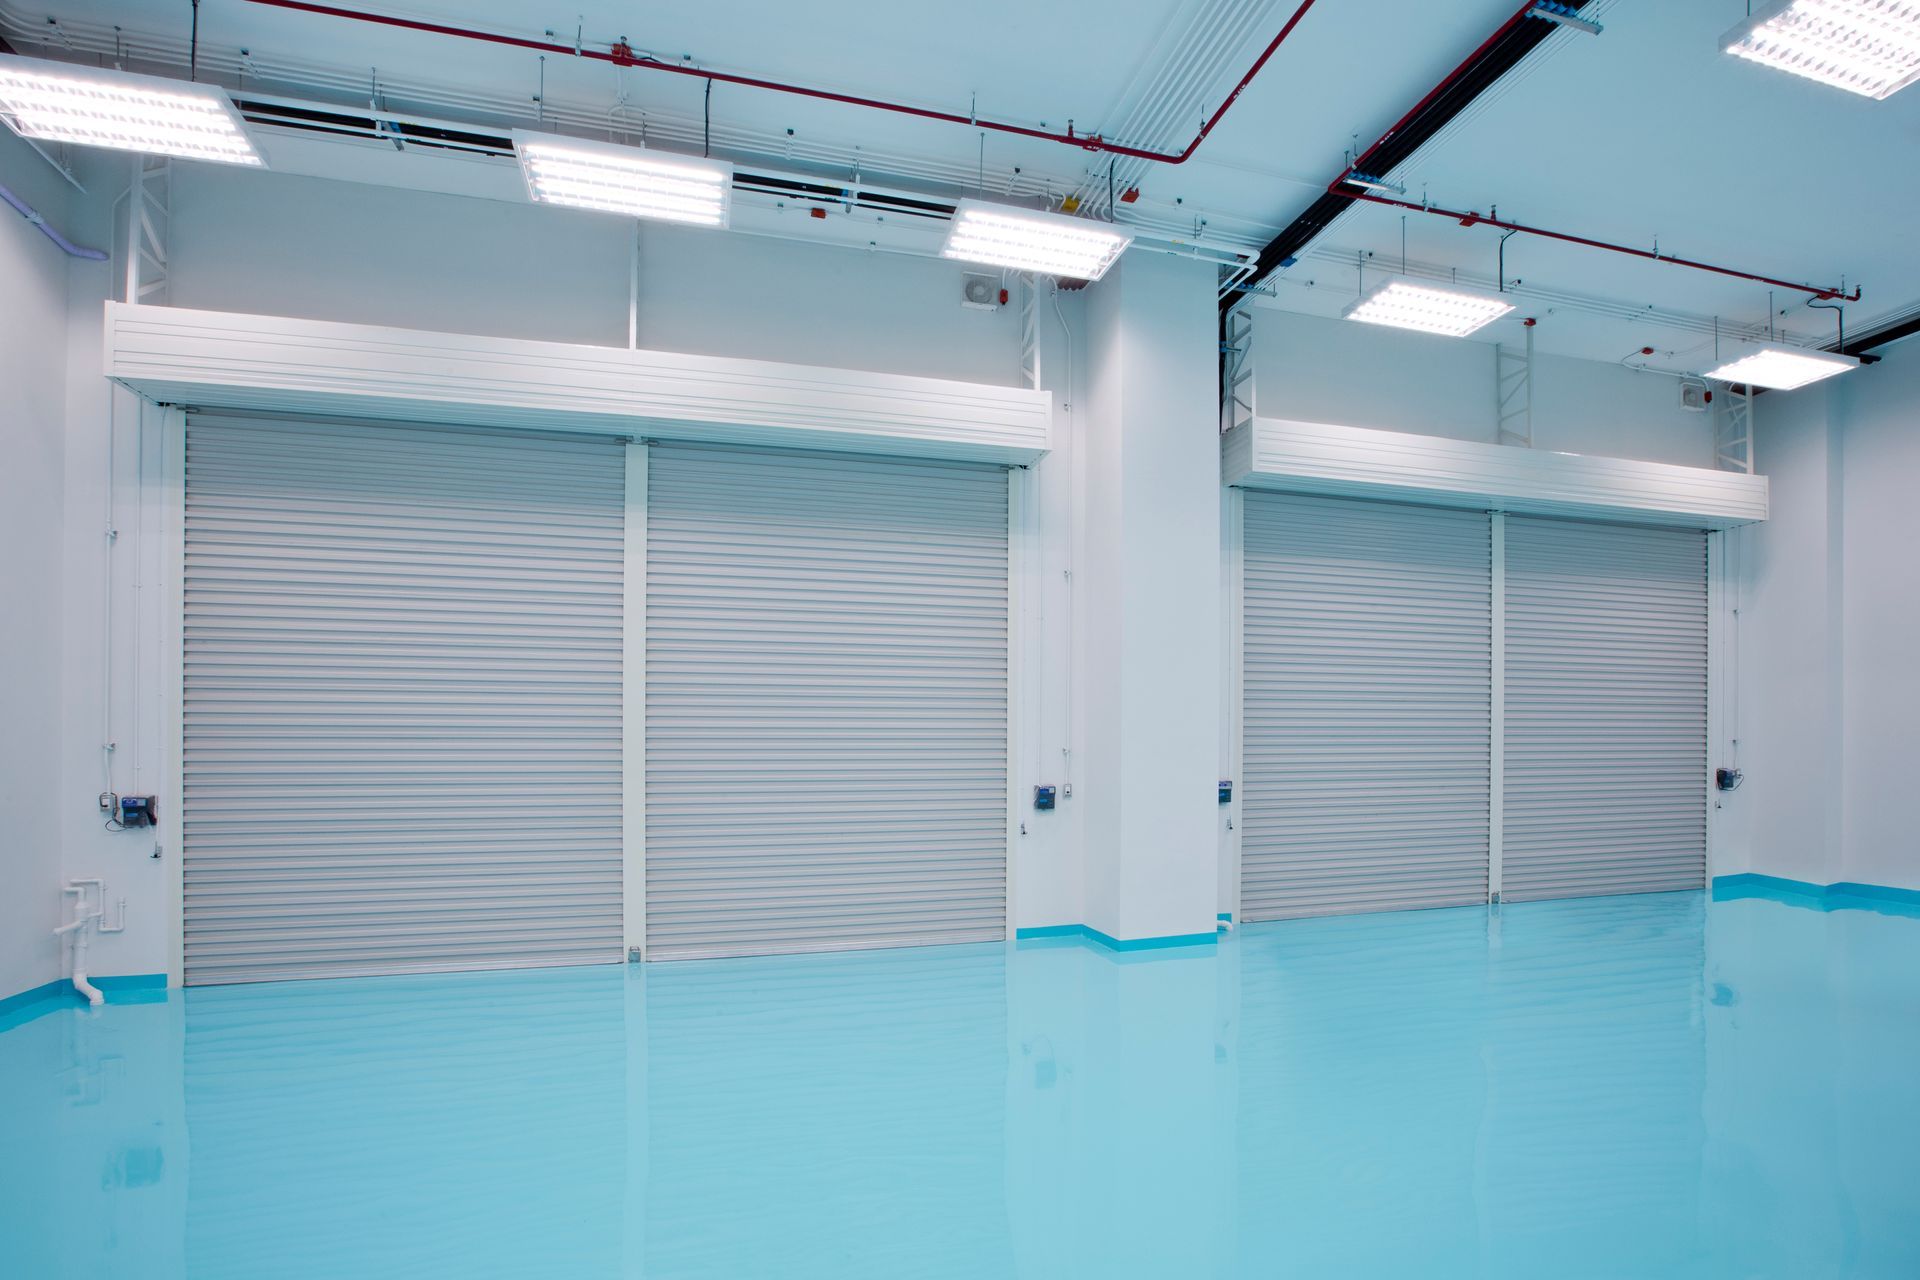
xmin=55 ymin=880 xmax=126 ymax=1008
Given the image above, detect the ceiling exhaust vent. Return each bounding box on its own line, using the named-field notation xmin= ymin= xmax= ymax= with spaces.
xmin=235 ymin=98 xmax=514 ymax=155
xmin=229 ymin=95 xmax=975 ymax=227
xmin=961 ymin=273 xmax=1002 ymax=310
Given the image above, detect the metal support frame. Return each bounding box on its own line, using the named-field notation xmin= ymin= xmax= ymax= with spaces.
xmin=627 ymin=222 xmax=641 ymax=350
xmin=21 ymin=136 xmax=87 ymax=192
xmin=1221 ymin=303 xmax=1255 ymax=435
xmin=1715 ymin=384 xmax=1755 ymax=474
xmin=1496 ymin=325 xmax=1533 ymax=448
xmin=1489 ymin=511 xmax=1506 ymax=905
xmin=123 ymin=155 xmax=170 ymax=305
xmin=622 ymin=441 xmax=647 ymax=958
xmin=1018 ymin=273 xmax=1041 ymax=391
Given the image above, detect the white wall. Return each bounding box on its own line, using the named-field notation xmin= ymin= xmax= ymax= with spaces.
xmin=1249 ymin=305 xmax=1717 ymax=466
xmin=0 ymin=132 xmax=78 ymax=1000
xmin=51 ymin=160 xmax=1098 ymax=979
xmin=1835 ymin=344 xmax=1920 ymax=889
xmin=51 ymin=146 xmax=176 ymax=984
xmin=27 ymin=152 xmax=1801 ymax=986
xmin=167 ymin=165 xmax=1026 ymax=385
xmin=1722 ymin=382 xmax=1844 ymax=884
xmin=1017 ymin=284 xmax=1089 ymax=935
xmin=1079 ymin=272 xmax=1127 ymax=933
xmin=1731 ymin=335 xmax=1920 ymax=891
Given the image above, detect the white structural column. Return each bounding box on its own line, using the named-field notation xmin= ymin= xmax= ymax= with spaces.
xmin=1489 ymin=512 xmax=1506 ymax=904
xmin=1077 ymin=254 xmax=1222 ymax=942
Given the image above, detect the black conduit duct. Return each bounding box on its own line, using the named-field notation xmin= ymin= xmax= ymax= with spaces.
xmin=1835 ymin=311 xmax=1920 ymax=361
xmin=1225 ymin=0 xmax=1598 ymax=312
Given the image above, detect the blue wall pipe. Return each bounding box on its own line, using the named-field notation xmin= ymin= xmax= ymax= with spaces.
xmin=0 ymin=181 xmax=107 ymax=260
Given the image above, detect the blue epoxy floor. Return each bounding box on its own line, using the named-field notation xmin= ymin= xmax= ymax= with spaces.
xmin=3 ymin=892 xmax=1917 ymax=1278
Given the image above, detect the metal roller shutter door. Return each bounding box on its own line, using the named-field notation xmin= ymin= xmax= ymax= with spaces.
xmin=1502 ymin=517 xmax=1707 ymax=900
xmin=181 ymin=415 xmax=626 ymax=984
xmin=1242 ymin=492 xmax=1493 ymax=920
xmin=644 ymin=443 xmax=1009 ymax=960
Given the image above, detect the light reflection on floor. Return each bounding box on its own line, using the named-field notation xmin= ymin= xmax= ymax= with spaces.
xmin=2 ymin=892 xmax=1916 ymax=1278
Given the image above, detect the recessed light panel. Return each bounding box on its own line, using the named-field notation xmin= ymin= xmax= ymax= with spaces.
xmin=941 ymin=200 xmax=1132 ymax=280
xmin=1722 ymin=0 xmax=1920 ymax=100
xmin=1705 ymin=346 xmax=1859 ymax=390
xmin=1342 ymin=280 xmax=1515 ymax=337
xmin=0 ymin=56 xmax=263 ymax=165
xmin=514 ymin=132 xmax=732 ymax=227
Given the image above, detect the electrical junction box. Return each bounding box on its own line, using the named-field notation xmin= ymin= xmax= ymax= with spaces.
xmin=118 ymin=795 xmax=157 ymax=828
xmin=1033 ymin=785 xmax=1057 ymax=812
xmin=1219 ymin=780 xmax=1233 ymax=804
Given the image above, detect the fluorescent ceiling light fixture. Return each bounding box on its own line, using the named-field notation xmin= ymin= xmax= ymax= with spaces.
xmin=941 ymin=200 xmax=1132 ymax=280
xmin=1721 ymin=0 xmax=1920 ymax=100
xmin=513 ymin=131 xmax=732 ymax=227
xmin=1529 ymin=3 xmax=1604 ymax=36
xmin=0 ymin=56 xmax=263 ymax=166
xmin=1705 ymin=346 xmax=1859 ymax=389
xmin=1342 ymin=280 xmax=1515 ymax=337
xmin=1345 ymin=172 xmax=1407 ymax=195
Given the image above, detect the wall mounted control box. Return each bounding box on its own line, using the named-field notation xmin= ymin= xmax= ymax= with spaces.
xmin=1033 ymin=785 xmax=1057 ymax=812
xmin=1219 ymin=780 xmax=1233 ymax=804
xmin=118 ymin=795 xmax=157 ymax=828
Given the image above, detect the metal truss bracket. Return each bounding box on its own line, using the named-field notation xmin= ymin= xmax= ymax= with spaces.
xmin=123 ymin=155 xmax=171 ymax=306
xmin=1715 ymin=383 xmax=1755 ymax=474
xmin=1496 ymin=324 xmax=1533 ymax=448
xmin=1019 ymin=273 xmax=1041 ymax=391
xmin=1222 ymin=303 xmax=1255 ymax=435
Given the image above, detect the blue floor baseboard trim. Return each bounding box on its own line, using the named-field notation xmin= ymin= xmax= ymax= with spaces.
xmin=1713 ymin=874 xmax=1920 ymax=918
xmin=0 ymin=973 xmax=169 ymax=1033
xmin=1015 ymin=924 xmax=1219 ymax=953
xmin=0 ymin=980 xmax=67 ymax=1020
xmin=94 ymin=973 xmax=169 ymax=997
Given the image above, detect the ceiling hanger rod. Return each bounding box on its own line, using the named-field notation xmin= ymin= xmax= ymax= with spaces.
xmin=1339 ymin=188 xmax=1859 ymax=303
xmin=239 ymin=0 xmax=1321 ymax=166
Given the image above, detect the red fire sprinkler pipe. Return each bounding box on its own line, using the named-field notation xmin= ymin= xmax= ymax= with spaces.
xmin=1325 ymin=0 xmax=1859 ymax=302
xmin=240 ymin=0 xmax=1321 ymax=165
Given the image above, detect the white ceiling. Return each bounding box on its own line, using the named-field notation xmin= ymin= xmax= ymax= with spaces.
xmin=8 ymin=0 xmax=1917 ymax=365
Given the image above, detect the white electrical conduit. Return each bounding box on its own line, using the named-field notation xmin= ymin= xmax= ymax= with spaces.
xmin=1053 ymin=286 xmax=1076 ymax=792
xmin=101 ymin=391 xmax=119 ymax=802
xmin=1072 ymin=0 xmax=1257 ymax=195
xmin=1729 ymin=531 xmax=1742 ymax=774
xmin=1072 ymin=0 xmax=1276 ymax=215
xmin=132 ymin=401 xmax=147 ymax=798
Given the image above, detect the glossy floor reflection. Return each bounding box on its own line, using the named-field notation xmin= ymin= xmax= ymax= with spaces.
xmin=4 ymin=892 xmax=1918 ymax=1278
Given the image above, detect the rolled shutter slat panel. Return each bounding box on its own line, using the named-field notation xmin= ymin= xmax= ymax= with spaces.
xmin=644 ymin=444 xmax=1008 ymax=960
xmin=182 ymin=415 xmax=626 ymax=985
xmin=1502 ymin=517 xmax=1707 ymax=901
xmin=1241 ymin=493 xmax=1492 ymax=921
